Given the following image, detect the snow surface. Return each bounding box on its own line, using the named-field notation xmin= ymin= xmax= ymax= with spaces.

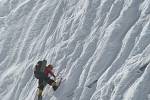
xmin=0 ymin=0 xmax=150 ymax=100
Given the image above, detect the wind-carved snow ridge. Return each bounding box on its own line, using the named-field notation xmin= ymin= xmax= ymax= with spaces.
xmin=0 ymin=0 xmax=150 ymax=100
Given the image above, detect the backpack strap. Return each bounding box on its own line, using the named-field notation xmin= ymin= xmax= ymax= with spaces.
xmin=40 ymin=60 xmax=47 ymax=72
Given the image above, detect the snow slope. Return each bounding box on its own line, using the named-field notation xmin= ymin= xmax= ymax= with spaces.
xmin=0 ymin=0 xmax=150 ymax=100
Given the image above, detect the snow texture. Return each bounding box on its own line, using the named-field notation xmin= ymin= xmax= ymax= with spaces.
xmin=0 ymin=0 xmax=150 ymax=100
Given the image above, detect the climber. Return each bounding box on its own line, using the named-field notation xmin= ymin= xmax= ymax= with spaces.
xmin=34 ymin=60 xmax=57 ymax=97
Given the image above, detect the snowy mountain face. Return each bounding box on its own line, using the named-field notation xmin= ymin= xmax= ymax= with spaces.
xmin=0 ymin=0 xmax=150 ymax=100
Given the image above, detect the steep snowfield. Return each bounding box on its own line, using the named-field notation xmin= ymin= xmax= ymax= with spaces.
xmin=0 ymin=0 xmax=150 ymax=100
